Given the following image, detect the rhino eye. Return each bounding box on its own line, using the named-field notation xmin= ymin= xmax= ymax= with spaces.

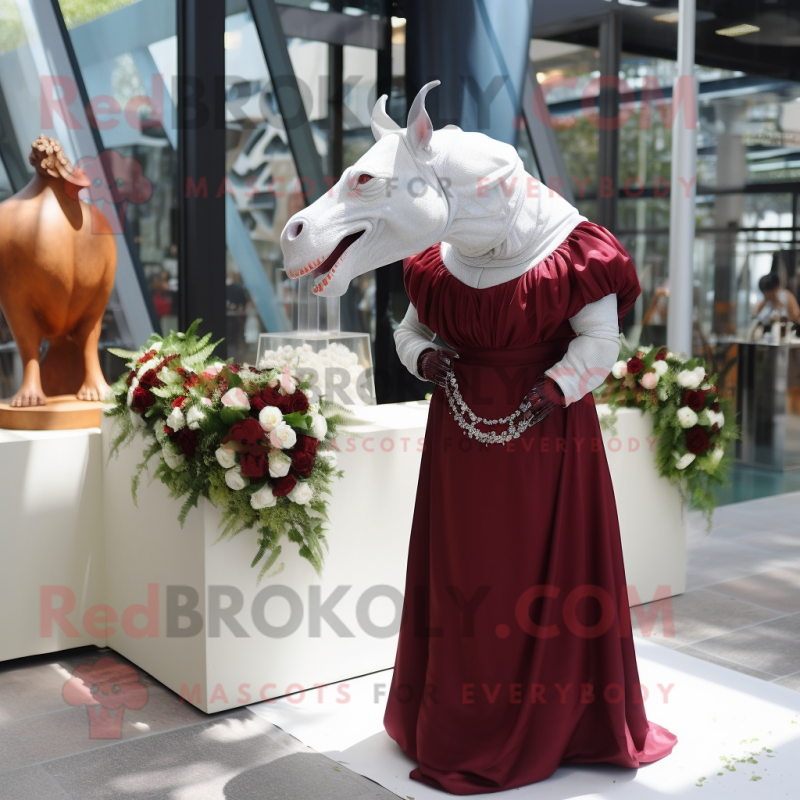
xmin=356 ymin=173 xmax=373 ymax=185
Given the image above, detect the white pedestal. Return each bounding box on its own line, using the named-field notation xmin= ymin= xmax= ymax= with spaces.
xmin=0 ymin=428 xmax=106 ymax=661
xmin=100 ymin=403 xmax=428 ymax=712
xmin=597 ymin=404 xmax=687 ymax=605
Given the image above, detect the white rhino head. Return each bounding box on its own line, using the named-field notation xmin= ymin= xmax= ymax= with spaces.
xmin=280 ymin=80 xmax=521 ymax=296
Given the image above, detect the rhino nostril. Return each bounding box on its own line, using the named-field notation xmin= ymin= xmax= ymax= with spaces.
xmin=287 ymin=221 xmax=304 ymax=241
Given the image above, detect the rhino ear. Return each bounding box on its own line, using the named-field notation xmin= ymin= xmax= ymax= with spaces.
xmin=406 ymin=80 xmax=439 ymax=152
xmin=371 ymin=94 xmax=401 ymax=141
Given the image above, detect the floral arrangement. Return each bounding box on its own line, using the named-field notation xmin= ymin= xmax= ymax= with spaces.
xmin=594 ymin=338 xmax=740 ymax=525
xmin=104 ymin=321 xmax=361 ymax=581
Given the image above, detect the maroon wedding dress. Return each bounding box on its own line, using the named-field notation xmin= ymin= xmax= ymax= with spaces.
xmin=383 ymin=220 xmax=677 ymax=794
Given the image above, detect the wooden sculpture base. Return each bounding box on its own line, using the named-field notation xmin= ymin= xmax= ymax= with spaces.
xmin=0 ymin=395 xmax=105 ymax=431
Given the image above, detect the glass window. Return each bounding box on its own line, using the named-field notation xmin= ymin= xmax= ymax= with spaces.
xmin=56 ymin=0 xmax=180 ymax=339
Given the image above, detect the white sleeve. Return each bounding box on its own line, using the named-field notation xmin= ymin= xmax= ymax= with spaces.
xmin=394 ymin=302 xmax=441 ymax=380
xmin=544 ymin=293 xmax=620 ymax=405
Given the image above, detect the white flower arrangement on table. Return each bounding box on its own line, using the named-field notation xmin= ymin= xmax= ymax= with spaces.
xmin=105 ymin=320 xmax=362 ymax=582
xmin=596 ymin=339 xmax=740 ymax=527
xmin=258 ymin=342 xmax=371 ymax=405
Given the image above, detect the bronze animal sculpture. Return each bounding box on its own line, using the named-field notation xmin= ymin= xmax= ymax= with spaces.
xmin=0 ymin=135 xmax=117 ymax=407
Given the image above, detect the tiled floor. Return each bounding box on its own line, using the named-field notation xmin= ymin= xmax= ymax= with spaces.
xmin=1 ymin=492 xmax=797 ymax=799
xmin=631 ymin=490 xmax=800 ymax=687
xmin=0 ymin=648 xmax=395 ymax=799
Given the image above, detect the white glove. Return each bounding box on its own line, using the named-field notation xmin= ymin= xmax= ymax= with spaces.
xmin=545 ymin=293 xmax=620 ymax=405
xmin=394 ymin=302 xmax=441 ymax=380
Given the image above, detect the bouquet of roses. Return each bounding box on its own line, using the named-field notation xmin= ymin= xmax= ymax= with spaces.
xmin=595 ymin=340 xmax=739 ymax=525
xmin=105 ymin=320 xmax=360 ymax=581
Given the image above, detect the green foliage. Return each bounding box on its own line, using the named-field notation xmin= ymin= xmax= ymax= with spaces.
xmin=594 ymin=338 xmax=740 ymax=529
xmin=58 ymin=0 xmax=141 ymax=30
xmin=104 ymin=320 xmax=362 ymax=582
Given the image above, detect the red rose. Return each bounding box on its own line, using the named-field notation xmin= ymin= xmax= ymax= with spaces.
xmin=711 ymin=402 xmax=720 ymax=413
xmin=683 ymin=390 xmax=705 ymax=412
xmin=250 ymin=387 xmax=283 ymax=414
xmin=172 ymin=428 xmax=198 ymax=458
xmin=240 ymin=452 xmax=269 ymax=478
xmin=171 ymin=396 xmax=187 ymax=409
xmin=272 ymin=474 xmax=297 ymax=496
xmin=291 ymin=450 xmax=315 ymax=478
xmin=137 ymin=349 xmax=157 ymax=364
xmin=711 ymin=423 xmax=719 ymax=434
xmin=686 ymin=426 xmax=710 ymax=455
xmin=227 ymin=364 xmax=241 ymax=374
xmin=224 ymin=418 xmax=266 ymax=446
xmin=130 ymin=386 xmax=156 ymax=414
xmin=164 ymin=425 xmax=173 ymax=435
xmin=294 ymin=434 xmax=318 ymax=454
xmin=627 ymin=357 xmax=644 ymax=375
xmin=125 ymin=369 xmax=137 ymax=386
xmin=284 ymin=391 xmax=309 ymax=414
xmin=183 ymin=373 xmax=200 ymax=391
xmin=655 ymin=349 xmax=667 ymax=361
xmin=138 ymin=369 xmax=162 ymax=389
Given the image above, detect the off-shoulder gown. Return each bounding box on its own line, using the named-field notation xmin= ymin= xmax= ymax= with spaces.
xmin=383 ymin=220 xmax=677 ymax=794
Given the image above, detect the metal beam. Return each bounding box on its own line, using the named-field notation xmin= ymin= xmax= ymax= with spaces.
xmin=177 ymin=0 xmax=227 ymax=349
xmin=597 ymin=11 xmax=621 ymax=233
xmin=666 ymin=0 xmax=698 ymax=356
xmin=522 ymin=63 xmax=575 ymax=204
xmin=249 ymin=0 xmax=327 ymax=204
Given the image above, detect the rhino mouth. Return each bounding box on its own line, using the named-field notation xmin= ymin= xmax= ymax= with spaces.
xmin=308 ymin=230 xmax=365 ymax=293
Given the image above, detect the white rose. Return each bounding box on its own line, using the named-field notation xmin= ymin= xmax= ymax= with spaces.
xmin=701 ymin=382 xmax=711 ymax=390
xmin=317 ymin=450 xmax=338 ymax=469
xmin=709 ymin=447 xmax=724 ymax=468
xmin=186 ymin=405 xmax=205 ymax=430
xmin=221 ymin=387 xmax=250 ymax=410
xmin=677 ymin=407 xmax=698 ymax=428
xmin=287 ymin=480 xmax=313 ymax=505
xmin=268 ymin=450 xmax=292 ymax=478
xmin=657 ymin=388 xmax=669 ymax=402
xmin=129 ymin=408 xmax=146 ymax=429
xmin=675 ymin=452 xmax=696 ymax=470
xmin=270 ymin=421 xmax=297 ymax=450
xmin=259 ymin=405 xmax=283 ymax=429
xmin=677 ymin=370 xmax=701 ymax=389
xmin=638 ymin=345 xmax=652 ymax=354
xmin=666 ymin=351 xmax=675 ymax=360
xmin=126 ymin=386 xmax=135 ymax=407
xmin=163 ymin=446 xmax=185 ymax=471
xmin=716 ymin=411 xmax=725 ymax=429
xmin=151 ymin=341 xmax=163 ymax=353
xmin=215 ymin=447 xmax=237 ymax=469
xmin=309 ymin=413 xmax=328 ymax=440
xmin=251 ymin=483 xmax=277 ymax=510
xmin=611 ymin=361 xmax=627 ymax=380
xmin=225 ymin=465 xmax=247 ymax=491
xmin=166 ymin=407 xmax=185 ymax=431
xmin=653 ymin=360 xmax=668 ymax=377
xmin=694 ymin=366 xmax=706 ymax=383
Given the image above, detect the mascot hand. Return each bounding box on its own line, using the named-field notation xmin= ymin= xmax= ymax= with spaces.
xmin=521 ymin=373 xmax=565 ymax=424
xmin=417 ymin=347 xmax=459 ymax=387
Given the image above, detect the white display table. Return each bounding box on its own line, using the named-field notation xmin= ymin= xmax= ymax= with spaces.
xmin=0 ymin=428 xmax=106 ymax=661
xmin=100 ymin=403 xmax=428 ymax=712
xmin=597 ymin=405 xmax=687 ymax=604
xmin=1 ymin=401 xmax=685 ymax=713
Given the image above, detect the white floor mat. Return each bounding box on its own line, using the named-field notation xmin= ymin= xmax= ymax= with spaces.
xmin=248 ymin=639 xmax=800 ymax=798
